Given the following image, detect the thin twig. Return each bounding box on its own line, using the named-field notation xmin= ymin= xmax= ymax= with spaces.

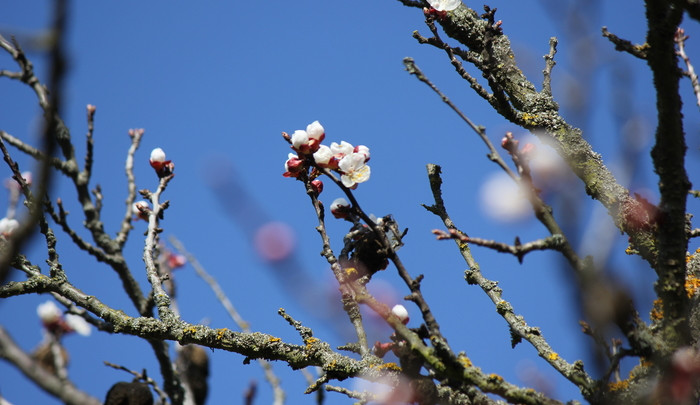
xmin=169 ymin=236 xmax=286 ymax=405
xmin=424 ymin=163 xmax=596 ymax=398
xmin=402 ymin=57 xmax=517 ymax=179
xmin=601 ymin=27 xmax=649 ymax=59
xmin=115 ymin=129 xmax=143 ymax=247
xmin=675 ymin=27 xmax=700 ymax=111
xmin=542 ymin=37 xmax=558 ymax=96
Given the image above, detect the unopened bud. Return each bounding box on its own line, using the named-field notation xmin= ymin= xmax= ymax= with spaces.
xmin=311 ymin=179 xmax=323 ymax=195
xmin=330 ymin=198 xmax=351 ymax=219
xmin=149 ymin=148 xmax=174 ymax=177
xmin=391 ymin=304 xmax=410 ymax=324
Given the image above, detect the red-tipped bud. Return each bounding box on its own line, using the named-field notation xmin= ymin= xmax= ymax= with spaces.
xmin=149 ymin=148 xmax=174 ymax=177
xmin=501 ymin=132 xmax=519 ymax=152
xmin=283 ymin=153 xmax=305 ymax=178
xmin=311 ymin=179 xmax=323 ymax=195
xmin=330 ymin=198 xmax=351 ymax=219
xmin=132 ymin=201 xmax=151 ymax=221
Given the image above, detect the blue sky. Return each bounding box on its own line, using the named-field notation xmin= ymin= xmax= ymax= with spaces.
xmin=1 ymin=1 xmax=700 ymax=404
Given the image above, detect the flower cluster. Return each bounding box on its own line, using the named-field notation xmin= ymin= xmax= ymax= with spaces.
xmin=284 ymin=121 xmax=371 ymax=189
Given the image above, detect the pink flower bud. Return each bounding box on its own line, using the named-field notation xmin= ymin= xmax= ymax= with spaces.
xmin=283 ymin=153 xmax=304 ymax=178
xmin=330 ymin=198 xmax=351 ymax=219
xmin=391 ymin=304 xmax=410 ymax=324
xmin=501 ymin=132 xmax=519 ymax=153
xmin=311 ymin=179 xmax=323 ymax=195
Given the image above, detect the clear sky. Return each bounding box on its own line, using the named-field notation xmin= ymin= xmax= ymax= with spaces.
xmin=1 ymin=1 xmax=700 ymax=404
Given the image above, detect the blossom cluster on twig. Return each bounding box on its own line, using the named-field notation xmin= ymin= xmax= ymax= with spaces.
xmin=283 ymin=121 xmax=371 ymax=190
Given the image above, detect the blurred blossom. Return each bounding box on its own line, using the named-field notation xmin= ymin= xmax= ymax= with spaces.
xmin=37 ymin=300 xmax=62 ymax=323
xmin=64 ymin=314 xmax=91 ymax=336
xmin=352 ymin=375 xmax=415 ymax=404
xmin=164 ymin=250 xmax=187 ymax=269
xmin=37 ymin=300 xmax=91 ymax=337
xmin=479 ymin=172 xmax=530 ymax=222
xmin=3 ymin=171 xmax=32 ymax=190
xmin=0 ymin=217 xmax=19 ymax=235
xmin=132 ymin=200 xmax=150 ymax=221
xmin=529 ymin=143 xmax=569 ymax=186
xmin=254 ymin=221 xmax=295 ymax=262
xmin=427 ymin=0 xmax=461 ymax=11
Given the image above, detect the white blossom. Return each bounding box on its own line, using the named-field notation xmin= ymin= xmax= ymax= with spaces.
xmin=306 ymin=120 xmax=325 ymax=140
xmin=290 ymin=130 xmax=309 ymax=150
xmin=427 ymin=0 xmax=462 ymax=11
xmin=330 ymin=141 xmax=354 ymax=156
xmin=338 ymin=153 xmax=371 ymax=188
xmin=150 ymin=147 xmax=166 ymax=163
xmin=312 ymin=145 xmax=332 ymax=165
xmin=391 ymin=304 xmax=409 ymax=324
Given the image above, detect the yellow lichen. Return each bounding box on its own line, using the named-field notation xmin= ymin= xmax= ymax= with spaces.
xmin=608 ymin=380 xmax=629 ymax=391
xmin=344 ymin=267 xmax=358 ymax=277
xmin=547 ymin=352 xmax=559 ymax=361
xmin=685 ymin=275 xmax=700 ymax=298
xmin=376 ymin=362 xmax=402 ymax=372
xmin=650 ymin=299 xmax=663 ymax=321
xmin=216 ymin=328 xmax=227 ymax=340
xmin=304 ymin=337 xmax=320 ymax=349
xmin=269 ymin=337 xmax=281 ymax=343
xmin=487 ymin=373 xmax=503 ymax=382
xmin=625 ymin=246 xmax=635 ymax=255
xmin=458 ymin=356 xmax=472 ymax=368
xmin=521 ymin=113 xmax=538 ymax=124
